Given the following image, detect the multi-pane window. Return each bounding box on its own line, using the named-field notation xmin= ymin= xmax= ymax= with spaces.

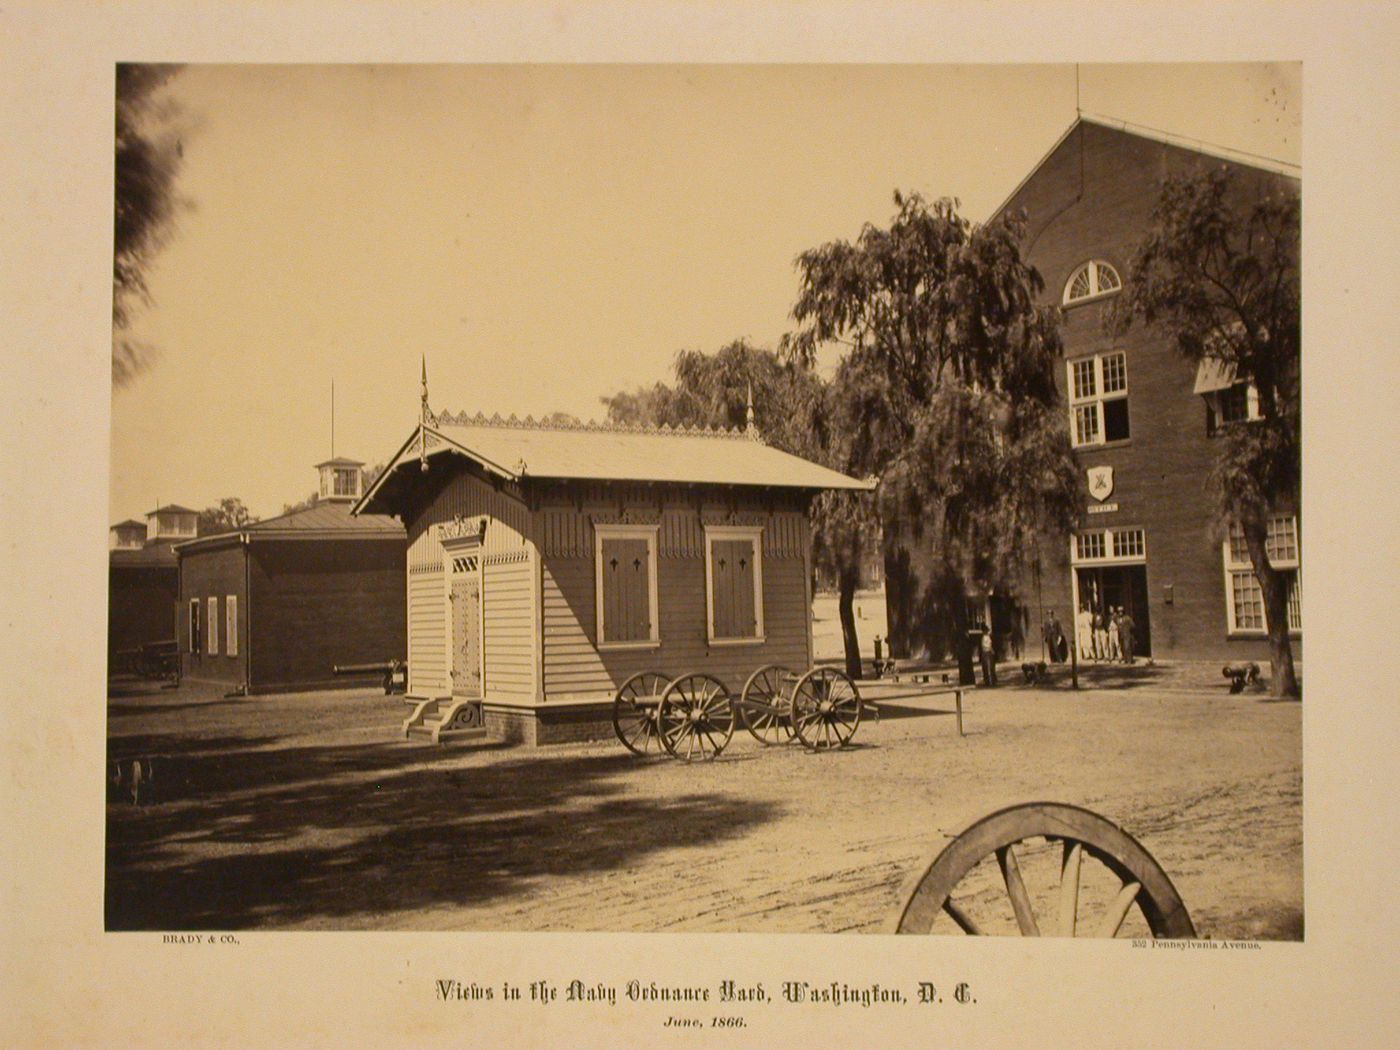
xmin=1067 ymin=351 xmax=1130 ymax=447
xmin=1074 ymin=528 xmax=1146 ymax=563
xmin=226 ymin=595 xmax=238 ymax=657
xmin=594 ymin=524 xmax=659 ymax=648
xmin=334 ymin=468 xmax=359 ymax=497
xmin=1224 ymin=515 xmax=1301 ymax=633
xmin=1063 ymin=260 xmax=1122 ymax=305
xmin=704 ymin=526 xmax=765 ymax=644
xmin=207 ymin=597 xmax=219 ymax=655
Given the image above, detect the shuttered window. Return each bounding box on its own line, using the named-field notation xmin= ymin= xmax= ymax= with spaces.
xmin=594 ymin=524 xmax=659 ymax=648
xmin=705 ymin=526 xmax=765 ymax=644
xmin=189 ymin=599 xmax=201 ymax=654
xmin=226 ymin=595 xmax=238 ymax=657
xmin=207 ymin=597 xmax=219 ymax=655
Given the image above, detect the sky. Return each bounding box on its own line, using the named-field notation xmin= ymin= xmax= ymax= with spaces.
xmin=110 ymin=62 xmax=1301 ymax=523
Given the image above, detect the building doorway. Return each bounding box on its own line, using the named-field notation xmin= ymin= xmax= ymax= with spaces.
xmin=1075 ymin=564 xmax=1151 ymax=659
xmin=448 ymin=550 xmax=483 ymax=699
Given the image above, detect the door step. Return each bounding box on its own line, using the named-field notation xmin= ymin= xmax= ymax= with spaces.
xmin=404 ymin=698 xmax=488 ymax=745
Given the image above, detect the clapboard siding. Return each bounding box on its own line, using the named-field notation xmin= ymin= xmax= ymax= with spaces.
xmin=406 ymin=465 xmax=535 ymax=696
xmin=408 ymin=568 xmax=447 ymax=694
xmin=483 ymin=556 xmax=536 ymax=700
xmin=542 ymin=547 xmax=811 ymax=697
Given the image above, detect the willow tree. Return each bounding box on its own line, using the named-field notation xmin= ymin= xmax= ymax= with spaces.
xmin=1118 ymin=168 xmax=1301 ymax=697
xmin=602 ymin=340 xmax=880 ymax=677
xmin=114 ymin=63 xmax=185 ymax=387
xmin=786 ymin=192 xmax=1079 ymax=683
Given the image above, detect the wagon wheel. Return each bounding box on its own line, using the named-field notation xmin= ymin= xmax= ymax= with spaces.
xmin=612 ymin=671 xmax=670 ymax=756
xmin=888 ymin=802 xmax=1196 ymax=939
xmin=657 ymin=673 xmax=736 ymax=761
xmin=738 ymin=664 xmax=796 ymax=746
xmin=789 ymin=668 xmax=862 ymax=751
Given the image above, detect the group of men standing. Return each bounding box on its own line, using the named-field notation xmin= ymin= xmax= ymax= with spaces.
xmin=1040 ymin=605 xmax=1136 ymax=664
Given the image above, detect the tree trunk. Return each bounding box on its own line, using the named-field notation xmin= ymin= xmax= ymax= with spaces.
xmin=946 ymin=578 xmax=976 ymax=686
xmin=1243 ymin=520 xmax=1300 ymax=698
xmin=838 ymin=567 xmax=863 ymax=680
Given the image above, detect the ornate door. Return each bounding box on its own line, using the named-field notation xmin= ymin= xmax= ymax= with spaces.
xmin=450 ymin=552 xmax=482 ymax=698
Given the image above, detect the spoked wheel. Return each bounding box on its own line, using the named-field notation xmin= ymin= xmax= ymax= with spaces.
xmin=657 ymin=673 xmax=736 ymax=761
xmin=612 ymin=671 xmax=671 ymax=756
xmin=790 ymin=667 xmax=862 ymax=751
xmin=738 ymin=664 xmax=796 ymax=746
xmin=888 ymin=802 xmax=1196 ymax=939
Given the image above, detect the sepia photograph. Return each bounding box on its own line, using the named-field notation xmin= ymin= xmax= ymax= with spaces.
xmin=105 ymin=62 xmax=1301 ymax=940
xmin=7 ymin=3 xmax=1400 ymax=1046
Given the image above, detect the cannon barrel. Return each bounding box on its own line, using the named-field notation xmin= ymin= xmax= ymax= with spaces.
xmin=334 ymin=661 xmax=398 ymax=675
xmin=333 ymin=659 xmax=408 ymax=695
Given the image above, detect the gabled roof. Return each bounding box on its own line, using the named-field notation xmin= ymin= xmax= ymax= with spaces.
xmin=357 ymin=411 xmax=873 ymax=514
xmin=175 ymin=500 xmax=403 ymax=554
xmin=149 ymin=503 xmax=197 ymax=516
xmin=315 ymin=456 xmax=364 ymax=468
xmin=111 ymin=518 xmax=146 ymax=530
xmin=989 ymin=113 xmax=1301 ymax=224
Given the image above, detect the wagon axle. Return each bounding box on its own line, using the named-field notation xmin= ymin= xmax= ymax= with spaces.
xmin=611 ymin=664 xmax=864 ymax=761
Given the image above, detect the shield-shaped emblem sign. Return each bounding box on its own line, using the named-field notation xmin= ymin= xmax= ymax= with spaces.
xmin=1087 ymin=466 xmax=1115 ymax=502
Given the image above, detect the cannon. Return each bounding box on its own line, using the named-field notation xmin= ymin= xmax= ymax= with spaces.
xmin=1222 ymin=661 xmax=1261 ymax=694
xmin=333 ymin=658 xmax=408 ymax=695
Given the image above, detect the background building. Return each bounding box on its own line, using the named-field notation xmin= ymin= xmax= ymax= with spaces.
xmin=1000 ymin=117 xmax=1301 ymax=662
xmin=107 ymin=504 xmax=197 ymax=672
xmin=175 ymin=459 xmax=406 ymax=694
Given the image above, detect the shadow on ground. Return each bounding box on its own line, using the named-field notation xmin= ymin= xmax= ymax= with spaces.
xmin=106 ymin=735 xmax=779 ymax=931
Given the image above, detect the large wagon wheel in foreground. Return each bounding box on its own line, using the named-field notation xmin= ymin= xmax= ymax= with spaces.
xmin=738 ymin=664 xmax=796 ymax=746
xmin=789 ymin=667 xmax=862 ymax=751
xmin=889 ymin=802 xmax=1196 ymax=939
xmin=612 ymin=671 xmax=671 ymax=756
xmin=657 ymin=673 xmax=736 ymax=761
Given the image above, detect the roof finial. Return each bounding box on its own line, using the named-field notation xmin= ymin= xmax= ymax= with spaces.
xmin=745 ymin=381 xmax=759 ymax=440
xmin=419 ymin=356 xmax=430 ymax=472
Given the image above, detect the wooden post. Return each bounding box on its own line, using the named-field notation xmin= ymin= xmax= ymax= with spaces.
xmin=956 ymin=687 xmax=964 ymax=737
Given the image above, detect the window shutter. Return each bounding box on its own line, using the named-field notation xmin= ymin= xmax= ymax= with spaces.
xmin=711 ymin=538 xmax=756 ymax=639
xmin=601 ymin=538 xmax=650 ymax=642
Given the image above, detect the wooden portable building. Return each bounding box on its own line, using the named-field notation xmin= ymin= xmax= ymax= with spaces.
xmin=357 ymin=410 xmax=872 ymax=744
xmin=175 ymin=460 xmax=407 ymax=694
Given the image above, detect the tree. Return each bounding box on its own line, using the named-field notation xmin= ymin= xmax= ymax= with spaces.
xmin=601 ymin=340 xmax=880 ymax=678
xmin=197 ymin=497 xmax=257 ymax=536
xmin=786 ymin=192 xmax=1079 ymax=684
xmin=114 ymin=64 xmax=186 ymax=387
xmin=1116 ymin=167 xmax=1301 ymax=697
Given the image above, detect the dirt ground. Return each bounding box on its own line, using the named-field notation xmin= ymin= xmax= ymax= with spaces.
xmin=106 ymin=664 xmax=1301 ymax=939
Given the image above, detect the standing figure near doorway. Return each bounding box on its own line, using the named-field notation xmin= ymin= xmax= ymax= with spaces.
xmin=1076 ymin=604 xmax=1094 ymax=661
xmin=1107 ymin=608 xmax=1122 ymax=662
xmin=1092 ymin=608 xmax=1108 ymax=662
xmin=1119 ymin=606 xmax=1136 ymax=664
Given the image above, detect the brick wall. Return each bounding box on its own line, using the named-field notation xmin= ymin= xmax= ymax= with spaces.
xmin=178 ymin=544 xmax=246 ymax=686
xmin=1007 ymin=121 xmax=1301 ymax=662
xmin=247 ymin=538 xmax=406 ymax=693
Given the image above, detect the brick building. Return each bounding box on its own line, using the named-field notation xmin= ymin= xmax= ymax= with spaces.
xmin=998 ymin=117 xmax=1301 ymax=662
xmin=175 ymin=459 xmax=406 ymax=694
xmin=107 ymin=504 xmax=197 ymax=671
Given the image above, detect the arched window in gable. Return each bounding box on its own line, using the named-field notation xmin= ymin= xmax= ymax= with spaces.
xmin=1063 ymin=260 xmax=1122 ymax=305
